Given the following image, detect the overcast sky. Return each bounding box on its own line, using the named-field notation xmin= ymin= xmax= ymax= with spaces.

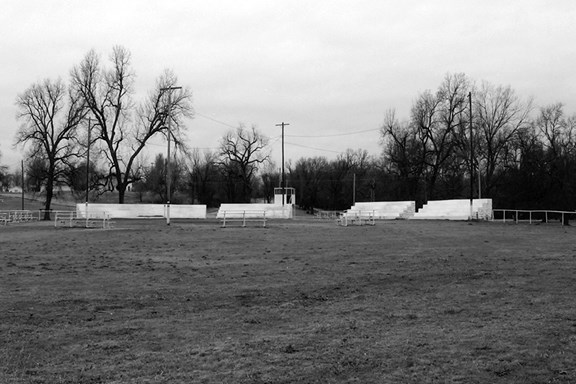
xmin=1 ymin=0 xmax=575 ymax=171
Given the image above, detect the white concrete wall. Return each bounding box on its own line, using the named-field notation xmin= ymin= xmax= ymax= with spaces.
xmin=76 ymin=203 xmax=207 ymax=219
xmin=412 ymin=199 xmax=492 ymax=220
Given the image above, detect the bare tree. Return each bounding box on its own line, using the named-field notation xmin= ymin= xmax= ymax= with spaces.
xmin=15 ymin=78 xmax=86 ymax=219
xmin=70 ymin=46 xmax=193 ymax=203
xmin=419 ymin=73 xmax=471 ymax=199
xmin=25 ymin=156 xmax=49 ymax=193
xmin=380 ymin=74 xmax=471 ymax=201
xmin=535 ymin=103 xmax=574 ymax=157
xmin=142 ymin=153 xmax=183 ymax=203
xmin=380 ymin=109 xmax=426 ymax=200
xmin=289 ymin=156 xmax=328 ymax=212
xmin=187 ymin=148 xmax=220 ymax=206
xmin=533 ymin=103 xmax=576 ymax=211
xmin=0 ymin=152 xmax=7 ymax=188
xmin=219 ymin=125 xmax=269 ymax=202
xmin=259 ymin=161 xmax=279 ymax=203
xmin=474 ymin=82 xmax=533 ymax=195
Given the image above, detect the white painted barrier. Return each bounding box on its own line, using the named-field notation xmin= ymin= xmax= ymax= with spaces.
xmin=76 ymin=203 xmax=207 ymax=219
xmin=412 ymin=199 xmax=492 ymax=220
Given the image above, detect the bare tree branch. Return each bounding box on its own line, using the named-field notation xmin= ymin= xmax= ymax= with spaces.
xmin=71 ymin=47 xmax=193 ymax=203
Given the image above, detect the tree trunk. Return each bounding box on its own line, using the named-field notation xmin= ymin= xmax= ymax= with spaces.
xmin=43 ymin=180 xmax=54 ymax=221
xmin=117 ymin=175 xmax=127 ymax=204
xmin=118 ymin=187 xmax=125 ymax=204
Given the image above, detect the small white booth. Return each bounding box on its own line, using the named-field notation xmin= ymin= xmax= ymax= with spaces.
xmin=274 ymin=187 xmax=296 ymax=205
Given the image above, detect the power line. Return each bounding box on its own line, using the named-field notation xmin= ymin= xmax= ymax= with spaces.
xmin=196 ymin=111 xmax=379 ymax=139
xmin=284 ymin=141 xmax=342 ymax=154
xmin=196 ymin=112 xmax=238 ymax=129
xmin=286 ymin=128 xmax=379 ymax=138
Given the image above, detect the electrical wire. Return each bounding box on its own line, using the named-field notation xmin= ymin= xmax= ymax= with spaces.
xmin=195 ymin=112 xmax=238 ymax=129
xmin=284 ymin=141 xmax=342 ymax=154
xmin=286 ymin=128 xmax=379 ymax=138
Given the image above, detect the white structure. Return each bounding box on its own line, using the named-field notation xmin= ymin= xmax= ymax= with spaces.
xmin=274 ymin=187 xmax=296 ymax=206
xmin=217 ymin=187 xmax=296 ymax=220
xmin=76 ymin=203 xmax=207 ymax=219
xmin=346 ymin=201 xmax=416 ymax=220
xmin=411 ymin=199 xmax=493 ymax=220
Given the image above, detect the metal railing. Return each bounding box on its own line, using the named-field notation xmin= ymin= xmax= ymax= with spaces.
xmin=220 ymin=210 xmax=267 ymax=228
xmin=54 ymin=210 xmax=112 ymax=229
xmin=337 ymin=210 xmax=376 ymax=226
xmin=0 ymin=210 xmax=39 ymax=223
xmin=492 ymin=209 xmax=575 ymax=226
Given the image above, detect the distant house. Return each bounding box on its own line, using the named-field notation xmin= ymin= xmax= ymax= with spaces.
xmin=39 ymin=182 xmax=72 ymax=193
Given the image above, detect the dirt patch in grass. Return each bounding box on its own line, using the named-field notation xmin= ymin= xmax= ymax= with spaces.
xmin=1 ymin=219 xmax=576 ymax=383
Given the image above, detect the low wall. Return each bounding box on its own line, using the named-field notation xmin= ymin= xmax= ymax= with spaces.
xmin=412 ymin=199 xmax=492 ymax=220
xmin=76 ymin=203 xmax=207 ymax=219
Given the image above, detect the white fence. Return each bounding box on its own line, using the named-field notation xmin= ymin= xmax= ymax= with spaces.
xmin=337 ymin=210 xmax=376 ymax=226
xmin=0 ymin=210 xmax=39 ymax=225
xmin=314 ymin=209 xmax=344 ymax=220
xmin=55 ymin=210 xmax=112 ymax=229
xmin=492 ymin=209 xmax=575 ymax=226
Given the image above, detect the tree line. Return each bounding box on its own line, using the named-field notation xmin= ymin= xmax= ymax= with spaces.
xmin=185 ymin=73 xmax=576 ymax=213
xmin=380 ymin=73 xmax=576 ymax=211
xmin=4 ymin=50 xmax=576 ymax=214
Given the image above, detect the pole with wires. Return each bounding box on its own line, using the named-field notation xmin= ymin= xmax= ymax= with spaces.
xmin=86 ymin=117 xmax=91 ymax=226
xmin=275 ymin=122 xmax=289 ymax=206
xmin=160 ymin=86 xmax=182 ymax=226
xmin=469 ymin=91 xmax=474 ymax=221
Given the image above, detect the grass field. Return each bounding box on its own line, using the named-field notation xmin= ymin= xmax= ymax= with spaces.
xmin=1 ymin=212 xmax=576 ymax=383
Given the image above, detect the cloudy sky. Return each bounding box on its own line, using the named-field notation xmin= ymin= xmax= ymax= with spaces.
xmin=1 ymin=0 xmax=575 ymax=171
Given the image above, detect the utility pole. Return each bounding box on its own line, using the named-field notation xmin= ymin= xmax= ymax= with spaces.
xmin=86 ymin=117 xmax=91 ymax=226
xmin=21 ymin=160 xmax=24 ymax=210
xmin=160 ymin=86 xmax=182 ymax=225
xmin=469 ymin=91 xmax=474 ymax=221
xmin=478 ymin=169 xmax=481 ymax=199
xmin=275 ymin=122 xmax=289 ymax=206
xmin=353 ymin=173 xmax=356 ymax=206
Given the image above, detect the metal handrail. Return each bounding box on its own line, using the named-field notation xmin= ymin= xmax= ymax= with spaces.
xmin=492 ymin=209 xmax=575 ymax=226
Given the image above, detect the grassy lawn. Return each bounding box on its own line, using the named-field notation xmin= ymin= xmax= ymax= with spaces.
xmin=1 ymin=216 xmax=575 ymax=383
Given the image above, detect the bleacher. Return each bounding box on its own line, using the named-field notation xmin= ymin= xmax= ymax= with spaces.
xmin=411 ymin=199 xmax=493 ymax=220
xmin=344 ymin=201 xmax=416 ymax=220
